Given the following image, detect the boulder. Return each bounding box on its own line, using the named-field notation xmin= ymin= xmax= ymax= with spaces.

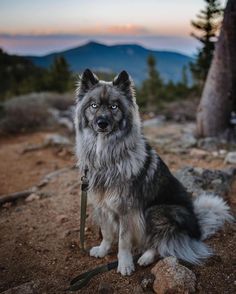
xmin=151 ymin=257 xmax=196 ymax=294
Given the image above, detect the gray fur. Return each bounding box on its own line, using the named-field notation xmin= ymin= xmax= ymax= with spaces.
xmin=74 ymin=69 xmax=233 ymax=275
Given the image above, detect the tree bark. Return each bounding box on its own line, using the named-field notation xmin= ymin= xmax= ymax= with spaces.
xmin=196 ymin=0 xmax=236 ymax=137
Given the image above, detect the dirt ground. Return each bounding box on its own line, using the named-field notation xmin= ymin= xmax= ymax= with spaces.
xmin=0 ymin=124 xmax=235 ymax=294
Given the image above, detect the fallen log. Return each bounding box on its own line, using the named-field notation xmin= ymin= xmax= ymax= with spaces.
xmin=0 ymin=189 xmax=34 ymax=205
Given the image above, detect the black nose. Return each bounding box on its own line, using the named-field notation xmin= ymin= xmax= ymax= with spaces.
xmin=97 ymin=118 xmax=109 ymax=129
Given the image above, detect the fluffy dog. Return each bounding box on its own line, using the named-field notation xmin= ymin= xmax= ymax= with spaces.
xmin=74 ymin=69 xmax=232 ymax=276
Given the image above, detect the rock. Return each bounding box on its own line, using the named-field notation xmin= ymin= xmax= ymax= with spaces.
xmin=224 ymin=152 xmax=236 ymax=164
xmin=1 ymin=281 xmax=39 ymax=294
xmin=190 ymin=148 xmax=209 ymax=159
xmin=197 ymin=137 xmax=221 ymax=151
xmin=56 ymin=214 xmax=69 ymax=224
xmin=140 ymin=273 xmax=155 ymax=291
xmin=143 ymin=116 xmax=166 ymax=127
xmin=25 ymin=193 xmax=40 ymax=202
xmin=98 ymin=282 xmax=114 ymax=294
xmin=175 ymin=166 xmax=235 ymax=198
xmin=132 ymin=285 xmax=145 ymax=294
xmin=44 ymin=134 xmax=71 ymax=146
xmin=151 ymin=257 xmax=196 ymax=294
xmin=181 ymin=134 xmax=197 ymax=148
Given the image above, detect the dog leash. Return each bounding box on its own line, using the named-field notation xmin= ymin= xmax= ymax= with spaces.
xmin=66 ymin=254 xmax=141 ymax=291
xmin=80 ymin=168 xmax=89 ymax=251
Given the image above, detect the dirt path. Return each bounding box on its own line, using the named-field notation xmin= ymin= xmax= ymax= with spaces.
xmin=0 ymin=129 xmax=235 ymax=293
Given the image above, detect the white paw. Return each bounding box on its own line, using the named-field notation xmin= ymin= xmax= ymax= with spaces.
xmin=117 ymin=260 xmax=135 ymax=276
xmin=137 ymin=249 xmax=156 ymax=266
xmin=89 ymin=246 xmax=107 ymax=258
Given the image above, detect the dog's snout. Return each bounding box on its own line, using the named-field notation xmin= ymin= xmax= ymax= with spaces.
xmin=97 ymin=118 xmax=109 ymax=129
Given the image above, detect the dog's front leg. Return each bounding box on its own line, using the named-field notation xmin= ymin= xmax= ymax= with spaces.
xmin=90 ymin=211 xmax=115 ymax=258
xmin=117 ymin=217 xmax=134 ymax=276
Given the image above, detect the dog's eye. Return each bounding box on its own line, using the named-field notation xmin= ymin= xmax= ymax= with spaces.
xmin=111 ymin=105 xmax=118 ymax=110
xmin=91 ymin=103 xmax=98 ymax=109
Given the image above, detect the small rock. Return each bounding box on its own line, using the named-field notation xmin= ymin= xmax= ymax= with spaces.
xmin=44 ymin=134 xmax=71 ymax=146
xmin=181 ymin=134 xmax=197 ymax=148
xmin=2 ymin=202 xmax=12 ymax=208
xmin=98 ymin=282 xmax=114 ymax=294
xmin=25 ymin=193 xmax=40 ymax=202
xmin=224 ymin=152 xmax=236 ymax=164
xmin=143 ymin=116 xmax=166 ymax=127
xmin=1 ymin=281 xmax=39 ymax=294
xmin=151 ymin=257 xmax=196 ymax=294
xmin=190 ymin=148 xmax=208 ymax=159
xmin=56 ymin=214 xmax=69 ymax=223
xmin=140 ymin=273 xmax=155 ymax=291
xmin=133 ymin=285 xmax=145 ymax=294
xmin=197 ymin=137 xmax=220 ymax=151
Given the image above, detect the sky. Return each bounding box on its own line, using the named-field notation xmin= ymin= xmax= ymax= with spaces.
xmin=0 ymin=0 xmax=227 ymax=56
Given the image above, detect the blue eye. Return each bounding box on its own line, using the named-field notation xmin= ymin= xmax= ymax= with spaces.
xmin=91 ymin=103 xmax=98 ymax=109
xmin=111 ymin=105 xmax=118 ymax=110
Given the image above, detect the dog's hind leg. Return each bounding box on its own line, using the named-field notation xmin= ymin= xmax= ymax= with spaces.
xmin=137 ymin=248 xmax=156 ymax=266
xmin=90 ymin=209 xmax=118 ymax=258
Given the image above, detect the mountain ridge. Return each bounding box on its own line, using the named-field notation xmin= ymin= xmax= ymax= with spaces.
xmin=26 ymin=41 xmax=193 ymax=84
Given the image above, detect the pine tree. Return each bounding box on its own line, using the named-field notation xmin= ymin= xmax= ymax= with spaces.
xmin=145 ymin=55 xmax=163 ymax=110
xmin=190 ymin=0 xmax=223 ymax=87
xmin=49 ymin=56 xmax=72 ymax=93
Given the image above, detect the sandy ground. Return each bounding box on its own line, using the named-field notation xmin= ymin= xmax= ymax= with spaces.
xmin=0 ymin=124 xmax=235 ymax=294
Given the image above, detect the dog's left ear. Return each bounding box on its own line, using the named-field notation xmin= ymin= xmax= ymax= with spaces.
xmin=113 ymin=71 xmax=134 ymax=95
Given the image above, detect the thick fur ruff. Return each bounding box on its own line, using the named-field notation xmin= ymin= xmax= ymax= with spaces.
xmin=75 ymin=69 xmax=233 ymax=275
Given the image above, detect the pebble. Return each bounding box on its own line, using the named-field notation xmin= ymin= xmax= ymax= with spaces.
xmin=224 ymin=152 xmax=236 ymax=164
xmin=98 ymin=282 xmax=114 ymax=294
xmin=25 ymin=193 xmax=40 ymax=202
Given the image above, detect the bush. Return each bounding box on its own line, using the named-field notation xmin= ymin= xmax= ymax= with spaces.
xmin=0 ymin=93 xmax=52 ymax=133
xmin=45 ymin=93 xmax=74 ymax=110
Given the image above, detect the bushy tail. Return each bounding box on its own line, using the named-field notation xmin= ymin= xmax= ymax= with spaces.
xmin=194 ymin=194 xmax=234 ymax=240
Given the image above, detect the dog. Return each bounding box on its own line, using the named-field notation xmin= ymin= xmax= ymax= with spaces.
xmin=74 ymin=69 xmax=233 ymax=276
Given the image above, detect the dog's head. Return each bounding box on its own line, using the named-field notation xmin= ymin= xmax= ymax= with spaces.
xmin=75 ymin=69 xmax=138 ymax=135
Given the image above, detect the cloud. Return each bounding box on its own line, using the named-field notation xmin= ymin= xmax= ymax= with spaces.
xmin=106 ymin=24 xmax=150 ymax=35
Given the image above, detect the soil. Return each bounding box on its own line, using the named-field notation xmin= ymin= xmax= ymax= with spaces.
xmin=0 ymin=124 xmax=235 ymax=294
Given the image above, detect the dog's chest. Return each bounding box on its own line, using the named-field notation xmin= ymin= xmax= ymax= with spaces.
xmin=89 ymin=188 xmax=122 ymax=213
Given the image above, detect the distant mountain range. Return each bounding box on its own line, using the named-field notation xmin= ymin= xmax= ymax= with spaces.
xmin=26 ymin=41 xmax=193 ymax=84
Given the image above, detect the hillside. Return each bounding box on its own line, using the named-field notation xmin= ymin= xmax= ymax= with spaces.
xmin=27 ymin=41 xmax=193 ymax=84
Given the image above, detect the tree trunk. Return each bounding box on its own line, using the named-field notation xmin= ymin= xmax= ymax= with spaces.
xmin=196 ymin=0 xmax=236 ymax=137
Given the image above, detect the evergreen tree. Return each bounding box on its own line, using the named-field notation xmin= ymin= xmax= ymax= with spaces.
xmin=190 ymin=0 xmax=223 ymax=87
xmin=49 ymin=56 xmax=72 ymax=93
xmin=181 ymin=65 xmax=189 ymax=87
xmin=143 ymin=55 xmax=163 ymax=110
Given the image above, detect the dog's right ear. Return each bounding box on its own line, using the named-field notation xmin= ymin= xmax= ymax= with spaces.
xmin=77 ymin=69 xmax=99 ymax=98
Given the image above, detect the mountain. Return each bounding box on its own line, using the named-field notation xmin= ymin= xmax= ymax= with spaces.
xmin=26 ymin=41 xmax=193 ymax=84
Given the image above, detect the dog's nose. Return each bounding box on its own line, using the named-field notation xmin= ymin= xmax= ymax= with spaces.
xmin=97 ymin=118 xmax=109 ymax=129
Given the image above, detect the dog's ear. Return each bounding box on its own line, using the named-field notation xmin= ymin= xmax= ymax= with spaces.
xmin=80 ymin=68 xmax=99 ymax=91
xmin=113 ymin=70 xmax=131 ymax=90
xmin=113 ymin=71 xmax=135 ymax=100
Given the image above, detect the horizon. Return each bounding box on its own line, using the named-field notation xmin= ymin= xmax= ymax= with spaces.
xmin=0 ymin=0 xmax=227 ymax=56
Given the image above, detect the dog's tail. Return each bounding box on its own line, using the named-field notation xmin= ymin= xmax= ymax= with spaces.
xmin=194 ymin=193 xmax=234 ymax=240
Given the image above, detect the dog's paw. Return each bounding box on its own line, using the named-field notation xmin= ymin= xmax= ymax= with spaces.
xmin=137 ymin=249 xmax=156 ymax=266
xmin=89 ymin=246 xmax=107 ymax=258
xmin=117 ymin=253 xmax=134 ymax=276
xmin=117 ymin=261 xmax=135 ymax=276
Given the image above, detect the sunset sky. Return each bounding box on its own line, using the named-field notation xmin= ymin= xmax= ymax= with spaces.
xmin=0 ymin=0 xmax=226 ymax=56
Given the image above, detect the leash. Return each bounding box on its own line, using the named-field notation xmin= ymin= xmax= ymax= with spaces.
xmin=80 ymin=168 xmax=89 ymax=251
xmin=67 ymin=169 xmax=140 ymax=291
xmin=66 ymin=254 xmax=141 ymax=291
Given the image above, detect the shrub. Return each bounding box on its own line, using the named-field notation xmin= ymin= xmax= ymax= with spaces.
xmin=0 ymin=93 xmax=52 ymax=133
xmin=45 ymin=93 xmax=74 ymax=111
